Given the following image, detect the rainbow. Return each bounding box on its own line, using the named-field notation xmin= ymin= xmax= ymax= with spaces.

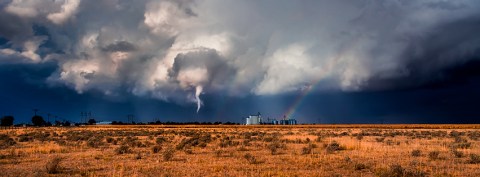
xmin=215 ymin=45 xmax=349 ymax=120
xmin=282 ymin=83 xmax=314 ymax=119
xmin=282 ymin=48 xmax=348 ymax=119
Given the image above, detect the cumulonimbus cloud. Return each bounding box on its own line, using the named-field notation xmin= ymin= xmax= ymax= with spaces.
xmin=1 ymin=0 xmax=480 ymax=112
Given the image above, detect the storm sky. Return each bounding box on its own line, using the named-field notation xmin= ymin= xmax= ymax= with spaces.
xmin=1 ymin=0 xmax=480 ymax=124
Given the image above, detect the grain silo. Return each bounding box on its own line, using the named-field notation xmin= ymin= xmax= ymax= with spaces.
xmin=245 ymin=112 xmax=262 ymax=125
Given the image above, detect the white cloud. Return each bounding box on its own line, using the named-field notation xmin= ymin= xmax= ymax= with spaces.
xmin=5 ymin=0 xmax=40 ymax=17
xmin=59 ymin=59 xmax=99 ymax=93
xmin=144 ymin=0 xmax=193 ymax=36
xmin=255 ymin=44 xmax=321 ymax=95
xmin=47 ymin=0 xmax=81 ymax=24
xmin=0 ymin=36 xmax=47 ymax=63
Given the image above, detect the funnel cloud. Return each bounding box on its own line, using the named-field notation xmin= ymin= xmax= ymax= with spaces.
xmin=195 ymin=85 xmax=202 ymax=113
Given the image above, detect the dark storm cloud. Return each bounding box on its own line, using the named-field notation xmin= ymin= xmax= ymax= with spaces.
xmin=170 ymin=49 xmax=236 ymax=89
xmin=102 ymin=41 xmax=137 ymax=52
xmin=364 ymin=16 xmax=480 ymax=91
xmin=0 ymin=11 xmax=32 ymax=41
xmin=1 ymin=0 xmax=480 ymax=116
xmin=425 ymin=1 xmax=467 ymax=10
xmin=169 ymin=49 xmax=237 ymax=111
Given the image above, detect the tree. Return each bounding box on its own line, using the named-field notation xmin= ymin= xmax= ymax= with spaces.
xmin=63 ymin=121 xmax=71 ymax=126
xmin=32 ymin=115 xmax=46 ymax=126
xmin=0 ymin=116 xmax=14 ymax=126
xmin=88 ymin=119 xmax=96 ymax=125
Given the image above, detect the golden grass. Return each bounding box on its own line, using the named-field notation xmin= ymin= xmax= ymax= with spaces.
xmin=0 ymin=125 xmax=479 ymax=176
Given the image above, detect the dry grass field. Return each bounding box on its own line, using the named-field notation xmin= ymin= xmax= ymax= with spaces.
xmin=1 ymin=124 xmax=480 ymax=177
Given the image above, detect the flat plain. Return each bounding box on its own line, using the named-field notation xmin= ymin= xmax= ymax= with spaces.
xmin=1 ymin=124 xmax=480 ymax=176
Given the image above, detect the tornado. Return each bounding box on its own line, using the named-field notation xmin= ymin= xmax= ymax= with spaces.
xmin=195 ymin=85 xmax=203 ymax=113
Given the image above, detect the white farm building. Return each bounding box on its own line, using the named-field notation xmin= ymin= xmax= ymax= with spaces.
xmin=245 ymin=112 xmax=262 ymax=125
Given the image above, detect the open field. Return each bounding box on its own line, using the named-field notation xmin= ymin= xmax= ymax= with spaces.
xmin=1 ymin=125 xmax=480 ymax=177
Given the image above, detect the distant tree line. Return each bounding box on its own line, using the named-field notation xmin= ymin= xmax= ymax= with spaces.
xmin=1 ymin=116 xmax=14 ymax=126
xmin=0 ymin=115 xmax=72 ymax=127
xmin=30 ymin=115 xmax=73 ymax=127
xmin=111 ymin=121 xmax=240 ymax=125
xmin=2 ymin=114 xmax=240 ymax=127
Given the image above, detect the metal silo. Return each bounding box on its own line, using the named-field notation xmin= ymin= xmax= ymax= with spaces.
xmin=250 ymin=115 xmax=259 ymax=125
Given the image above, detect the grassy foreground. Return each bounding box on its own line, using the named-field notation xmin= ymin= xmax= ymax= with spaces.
xmin=1 ymin=125 xmax=480 ymax=176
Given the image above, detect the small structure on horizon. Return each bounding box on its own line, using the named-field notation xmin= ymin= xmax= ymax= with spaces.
xmin=96 ymin=121 xmax=112 ymax=125
xmin=245 ymin=113 xmax=297 ymax=125
xmin=246 ymin=112 xmax=262 ymax=125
